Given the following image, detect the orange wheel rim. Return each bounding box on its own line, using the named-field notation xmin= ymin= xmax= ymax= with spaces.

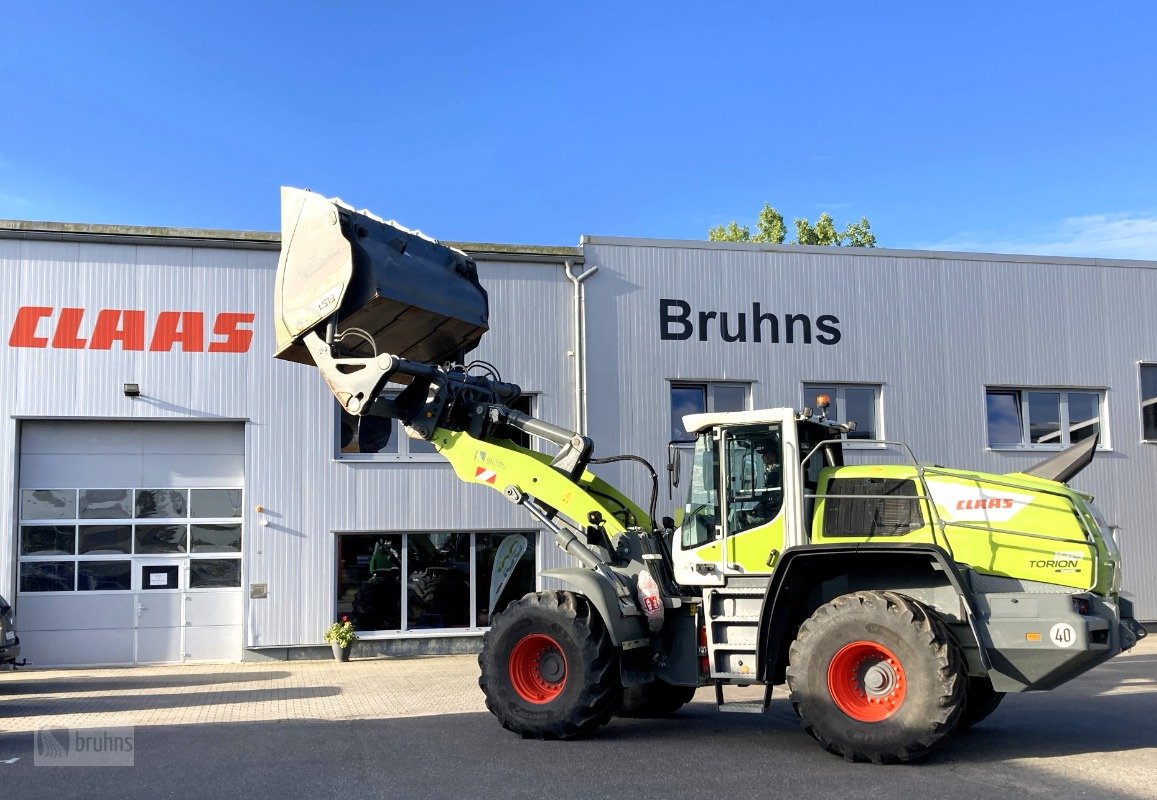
xmin=509 ymin=633 xmax=567 ymax=703
xmin=826 ymin=640 xmax=906 ymax=722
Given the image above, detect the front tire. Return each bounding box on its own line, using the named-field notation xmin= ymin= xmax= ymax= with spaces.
xmin=479 ymin=591 xmax=620 ymax=739
xmin=786 ymin=591 xmax=966 ymax=763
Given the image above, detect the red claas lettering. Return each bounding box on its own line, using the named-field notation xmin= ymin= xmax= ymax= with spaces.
xmin=7 ymin=306 xmax=255 ymax=354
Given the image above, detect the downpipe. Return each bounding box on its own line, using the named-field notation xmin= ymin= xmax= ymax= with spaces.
xmin=565 ymin=260 xmax=598 ymax=434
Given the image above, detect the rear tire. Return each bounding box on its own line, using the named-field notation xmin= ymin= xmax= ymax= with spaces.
xmin=479 ymin=591 xmax=620 ymax=739
xmin=958 ymin=677 xmax=1005 ymax=730
xmin=619 ymin=680 xmax=698 ymax=717
xmin=786 ymin=591 xmax=966 ymax=764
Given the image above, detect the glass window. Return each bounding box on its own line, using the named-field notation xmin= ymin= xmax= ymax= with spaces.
xmin=986 ymin=391 xmax=1022 ymax=447
xmin=670 ymin=385 xmax=706 ymax=443
xmin=191 ymin=524 xmax=243 ymax=553
xmin=725 ymin=428 xmax=784 ymax=535
xmin=407 ymin=533 xmax=472 ymax=630
xmin=78 ymin=525 xmax=132 ymax=555
xmin=190 ymin=559 xmax=241 ymax=589
xmin=670 ymin=382 xmax=749 ymax=443
xmin=20 ymin=525 xmax=75 ymax=556
xmin=21 ymin=489 xmax=76 ymax=520
xmin=1141 ymin=365 xmax=1157 ymax=442
xmin=336 ymin=530 xmax=536 ymax=634
xmin=986 ymin=388 xmax=1105 ymax=449
xmin=135 ymin=489 xmax=188 ymax=519
xmin=713 ymin=384 xmax=748 ymax=413
xmin=79 ymin=489 xmax=132 ymax=519
xmin=339 ymin=534 xmax=404 ymax=631
xmin=135 ymin=524 xmax=188 ymax=554
xmin=20 ymin=561 xmax=75 ymax=592
xmin=340 ymin=411 xmax=398 ymax=455
xmin=802 ymin=383 xmax=881 ymax=441
xmin=1027 ymin=392 xmax=1061 ymax=444
xmin=78 ymin=561 xmax=132 ymax=591
xmin=191 ymin=489 xmax=243 ymax=519
xmin=1067 ymin=392 xmax=1101 ymax=444
xmin=141 ymin=564 xmax=179 ymax=590
xmin=475 ymin=532 xmax=536 ymax=627
xmin=336 ymin=392 xmax=441 ymax=460
xmin=501 ymin=394 xmax=539 ymax=451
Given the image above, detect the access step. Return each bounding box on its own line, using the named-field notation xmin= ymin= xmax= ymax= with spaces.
xmin=717 ymin=701 xmax=765 ymax=714
xmin=714 ymin=681 xmax=771 ymax=714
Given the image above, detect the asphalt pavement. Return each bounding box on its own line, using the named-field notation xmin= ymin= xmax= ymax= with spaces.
xmin=0 ymin=638 xmax=1154 ymax=800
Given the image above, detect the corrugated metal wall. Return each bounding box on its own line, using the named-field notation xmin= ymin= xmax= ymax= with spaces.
xmin=582 ymin=238 xmax=1157 ymax=619
xmin=4 ymin=228 xmax=1155 ymax=653
xmin=0 ymin=234 xmax=579 ymax=649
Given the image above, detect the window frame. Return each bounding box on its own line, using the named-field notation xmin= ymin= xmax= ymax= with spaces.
xmin=333 ymin=528 xmax=542 ymax=637
xmin=17 ymin=486 xmax=243 ymax=595
xmin=669 ymin=380 xmax=751 ymax=445
xmin=984 ymin=386 xmax=1109 ymax=451
xmin=1140 ymin=363 xmax=1157 ymax=444
xmin=801 ymin=382 xmax=884 ymax=448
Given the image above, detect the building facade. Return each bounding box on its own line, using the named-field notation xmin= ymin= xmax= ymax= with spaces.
xmin=2 ymin=221 xmax=1153 ymax=666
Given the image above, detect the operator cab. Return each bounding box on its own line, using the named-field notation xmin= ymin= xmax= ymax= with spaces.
xmin=672 ymin=406 xmax=847 ymax=586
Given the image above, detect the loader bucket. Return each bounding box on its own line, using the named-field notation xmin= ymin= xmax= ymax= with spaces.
xmin=273 ymin=187 xmax=489 ymax=366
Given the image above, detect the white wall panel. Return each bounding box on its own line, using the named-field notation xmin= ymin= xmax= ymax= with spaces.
xmin=16 ymin=594 xmax=135 ymax=631
xmin=20 ymin=629 xmax=135 ymax=667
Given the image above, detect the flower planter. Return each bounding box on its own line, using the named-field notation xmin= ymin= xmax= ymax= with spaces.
xmin=331 ymin=642 xmax=352 ymax=662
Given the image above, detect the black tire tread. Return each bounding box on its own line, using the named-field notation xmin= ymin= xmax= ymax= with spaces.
xmin=785 ymin=590 xmax=966 ymax=764
xmin=478 ymin=590 xmax=620 ymax=739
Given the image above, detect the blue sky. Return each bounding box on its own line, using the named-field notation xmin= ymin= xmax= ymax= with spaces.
xmin=2 ymin=2 xmax=1155 ymax=257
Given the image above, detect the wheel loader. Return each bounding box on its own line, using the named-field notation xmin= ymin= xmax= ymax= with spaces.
xmin=273 ymin=187 xmax=1146 ymax=763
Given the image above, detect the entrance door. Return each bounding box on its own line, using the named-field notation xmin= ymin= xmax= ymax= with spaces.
xmin=134 ymin=558 xmax=185 ymax=663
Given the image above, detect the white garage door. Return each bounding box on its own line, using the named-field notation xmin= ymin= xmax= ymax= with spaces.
xmin=15 ymin=421 xmax=244 ymax=666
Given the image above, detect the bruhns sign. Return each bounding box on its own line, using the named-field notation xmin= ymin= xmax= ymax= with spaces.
xmin=659 ymin=299 xmax=841 ymax=345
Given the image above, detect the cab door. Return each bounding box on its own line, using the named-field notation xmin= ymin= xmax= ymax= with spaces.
xmin=674 ymin=432 xmax=726 ymax=586
xmin=674 ymin=425 xmax=789 ymax=583
xmin=720 ymin=426 xmax=786 ymax=574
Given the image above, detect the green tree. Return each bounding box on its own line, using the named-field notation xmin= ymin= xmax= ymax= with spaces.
xmin=710 ymin=204 xmax=876 ymax=247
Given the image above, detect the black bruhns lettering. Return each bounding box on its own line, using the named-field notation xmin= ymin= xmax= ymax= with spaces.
xmin=659 ymin=299 xmax=841 ymax=345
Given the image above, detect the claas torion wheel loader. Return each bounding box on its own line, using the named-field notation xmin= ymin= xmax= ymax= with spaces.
xmin=273 ymin=187 xmax=1145 ymax=764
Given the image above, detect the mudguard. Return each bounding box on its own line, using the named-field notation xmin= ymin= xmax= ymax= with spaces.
xmin=540 ymin=567 xmax=648 ymax=648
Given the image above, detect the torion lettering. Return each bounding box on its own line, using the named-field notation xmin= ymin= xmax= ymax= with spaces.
xmin=8 ymin=307 xmax=255 ymax=353
xmin=659 ymin=299 xmax=841 ymax=345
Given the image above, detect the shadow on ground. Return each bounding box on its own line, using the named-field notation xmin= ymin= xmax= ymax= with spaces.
xmin=0 ymin=703 xmax=1151 ymax=800
xmin=0 ymin=671 xmax=292 ymax=695
xmin=0 ymin=684 xmax=340 ymax=718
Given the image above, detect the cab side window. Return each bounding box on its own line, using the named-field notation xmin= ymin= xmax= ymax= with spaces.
xmin=725 ymin=428 xmax=783 ymax=534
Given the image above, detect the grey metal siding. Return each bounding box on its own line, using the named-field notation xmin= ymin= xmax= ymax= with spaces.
xmin=4 ymin=224 xmax=1156 ymax=652
xmin=582 ymin=239 xmax=1157 ymax=619
xmin=1 ymin=236 xmax=577 ymax=649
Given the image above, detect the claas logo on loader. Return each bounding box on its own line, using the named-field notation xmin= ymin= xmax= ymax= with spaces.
xmin=955 ymin=498 xmax=1014 ymax=511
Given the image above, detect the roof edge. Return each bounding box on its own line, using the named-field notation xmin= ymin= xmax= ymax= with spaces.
xmin=0 ymin=220 xmax=580 ymax=262
xmin=580 ymin=234 xmax=1157 ymax=269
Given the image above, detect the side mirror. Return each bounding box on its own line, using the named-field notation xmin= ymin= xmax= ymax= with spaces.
xmin=666 ymin=441 xmax=683 ymax=499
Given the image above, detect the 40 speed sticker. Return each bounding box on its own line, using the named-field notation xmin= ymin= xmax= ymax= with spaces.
xmin=1050 ymin=622 xmax=1077 ymax=648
